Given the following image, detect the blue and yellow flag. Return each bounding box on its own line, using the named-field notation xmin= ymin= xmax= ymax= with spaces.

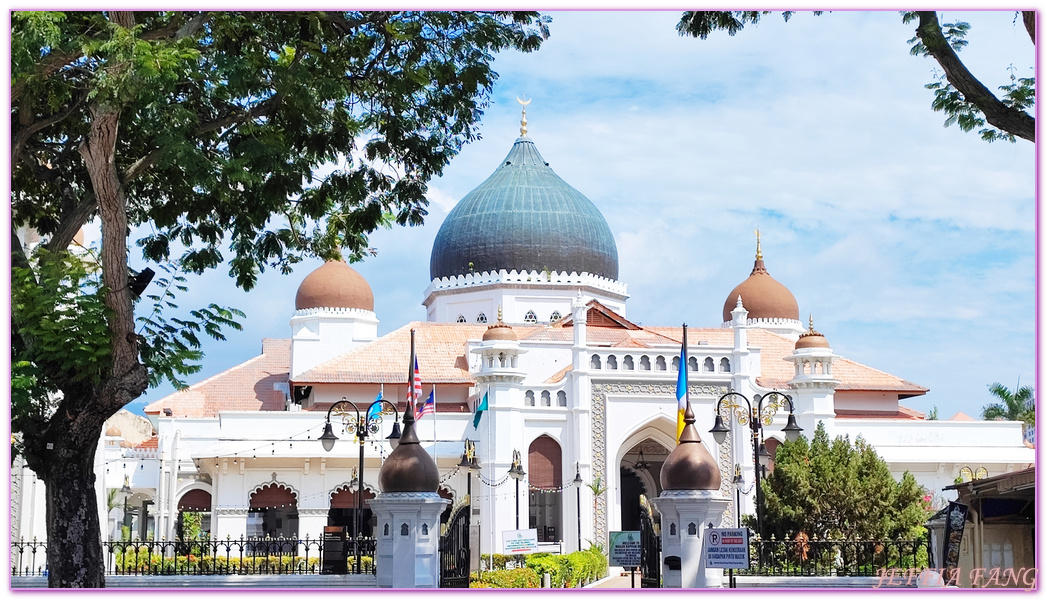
xmin=676 ymin=325 xmax=688 ymax=441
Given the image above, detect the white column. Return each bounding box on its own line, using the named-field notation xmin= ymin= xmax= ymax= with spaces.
xmin=369 ymin=493 xmax=449 ymax=588
xmin=652 ymin=491 xmax=730 ymax=588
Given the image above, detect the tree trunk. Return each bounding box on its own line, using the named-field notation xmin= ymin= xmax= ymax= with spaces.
xmin=44 ymin=413 xmax=107 ymax=588
xmin=36 ymin=96 xmax=151 ymax=589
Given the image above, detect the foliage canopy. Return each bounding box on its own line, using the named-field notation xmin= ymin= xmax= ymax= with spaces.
xmin=758 ymin=422 xmax=929 ymax=541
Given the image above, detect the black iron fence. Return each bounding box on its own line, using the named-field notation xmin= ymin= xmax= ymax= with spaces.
xmin=11 ymin=536 xmax=377 ymax=577
xmin=740 ymin=535 xmax=932 ymax=577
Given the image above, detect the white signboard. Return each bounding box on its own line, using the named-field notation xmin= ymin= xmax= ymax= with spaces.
xmin=607 ymin=531 xmax=642 ymax=568
xmin=501 ymin=529 xmax=539 ymax=554
xmin=704 ymin=528 xmax=750 ymax=569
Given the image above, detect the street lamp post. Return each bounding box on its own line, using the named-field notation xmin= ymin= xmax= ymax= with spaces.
xmin=508 ymin=450 xmax=526 ymax=530
xmin=573 ymin=463 xmax=583 ymax=552
xmin=709 ymin=391 xmax=802 ymax=540
xmin=319 ymin=396 xmax=402 ymax=574
xmin=120 ymin=476 xmax=132 ymax=540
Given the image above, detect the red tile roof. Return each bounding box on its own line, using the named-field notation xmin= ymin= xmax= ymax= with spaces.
xmin=834 ymin=406 xmax=926 ymax=420
xmin=133 ymin=436 xmax=159 ymax=449
xmin=144 ymin=339 xmax=290 ymax=417
xmin=150 ymin=312 xmax=927 ymax=417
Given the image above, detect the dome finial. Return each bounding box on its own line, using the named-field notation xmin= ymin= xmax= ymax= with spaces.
xmin=497 ymin=305 xmax=503 ymax=323
xmin=755 ymin=227 xmax=762 ymax=260
xmin=809 ymin=314 xmax=814 ymax=331
xmin=517 ymin=95 xmax=531 ymax=137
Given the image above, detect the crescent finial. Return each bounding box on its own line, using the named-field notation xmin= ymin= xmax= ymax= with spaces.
xmin=517 ymin=94 xmax=530 ymax=136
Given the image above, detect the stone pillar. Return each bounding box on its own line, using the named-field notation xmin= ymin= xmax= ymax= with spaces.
xmin=369 ymin=492 xmax=450 ymax=588
xmin=652 ymin=490 xmax=730 ymax=588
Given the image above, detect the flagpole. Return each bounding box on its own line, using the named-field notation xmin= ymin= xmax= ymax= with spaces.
xmin=432 ymin=385 xmax=438 ymax=464
xmin=408 ymin=328 xmax=416 ymax=413
xmin=488 ymin=383 xmax=494 ymax=566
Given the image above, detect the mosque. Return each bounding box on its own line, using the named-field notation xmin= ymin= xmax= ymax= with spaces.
xmin=12 ymin=118 xmax=1034 ymax=557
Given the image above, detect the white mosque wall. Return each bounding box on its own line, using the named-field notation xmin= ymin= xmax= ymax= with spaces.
xmin=423 ymin=270 xmax=627 ymax=325
xmin=834 ymin=391 xmax=905 ymax=411
xmin=290 ymin=309 xmax=379 ymax=378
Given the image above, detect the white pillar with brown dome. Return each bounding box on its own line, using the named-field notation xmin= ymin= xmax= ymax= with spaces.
xmin=651 ymin=403 xmax=730 ymax=588
xmin=370 ymin=405 xmax=449 ymax=588
xmin=289 ymin=259 xmax=379 ymax=379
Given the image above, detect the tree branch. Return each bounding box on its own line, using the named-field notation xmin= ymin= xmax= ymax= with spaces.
xmin=916 ymin=11 xmax=1035 ymax=142
xmin=1022 ymin=11 xmax=1035 ymax=44
xmin=12 ymin=92 xmax=85 ymax=166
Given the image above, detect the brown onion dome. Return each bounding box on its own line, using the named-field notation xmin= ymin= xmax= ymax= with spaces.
xmin=721 ymin=241 xmax=799 ymax=323
xmin=295 ymin=260 xmax=374 ymax=311
xmin=795 ymin=315 xmax=830 ymax=350
xmin=482 ymin=319 xmax=517 ymax=342
xmin=660 ymin=402 xmax=721 ymax=491
xmin=379 ymin=405 xmax=440 ymax=493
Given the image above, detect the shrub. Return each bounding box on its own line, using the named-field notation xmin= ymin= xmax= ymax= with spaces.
xmin=477 ymin=567 xmax=540 ymax=588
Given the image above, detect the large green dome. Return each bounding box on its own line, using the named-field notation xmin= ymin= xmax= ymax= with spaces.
xmin=430 ymin=137 xmax=619 ymax=280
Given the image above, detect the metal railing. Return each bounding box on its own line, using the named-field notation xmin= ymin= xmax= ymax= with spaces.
xmin=11 ymin=536 xmax=377 ymax=577
xmin=739 ymin=535 xmax=932 ymax=577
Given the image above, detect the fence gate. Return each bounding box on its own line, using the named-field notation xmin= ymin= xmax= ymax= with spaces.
xmin=439 ymin=504 xmax=471 ymax=588
xmin=639 ymin=497 xmax=660 ymax=588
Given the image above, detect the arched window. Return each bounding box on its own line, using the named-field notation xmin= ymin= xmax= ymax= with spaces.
xmin=590 ymin=355 xmax=602 ymax=369
xmin=623 ymin=356 xmax=634 ymax=370
xmin=720 ymin=358 xmax=731 ymax=373
xmin=607 ymin=355 xmax=618 ymax=370
xmin=640 ymin=356 xmax=651 ymax=371
xmin=541 ymin=391 xmax=551 ymax=406
xmin=455 ymin=315 xmax=467 ymax=323
xmin=557 ymin=391 xmax=567 ymax=407
xmin=671 ymin=356 xmax=680 ymax=372
xmin=655 ymin=356 xmax=666 ymax=371
xmin=177 ymin=489 xmax=213 ymax=542
xmin=476 ymin=313 xmax=488 ymax=324
xmin=524 ymin=310 xmax=538 ymax=324
xmin=550 ymin=311 xmax=562 ymax=322
xmin=329 ymin=485 xmax=377 ymax=538
xmin=249 ymin=484 xmax=298 ymax=551
xmin=703 ymin=357 xmax=715 ymax=372
xmin=528 ymin=436 xmax=563 ymax=543
xmin=525 ymin=390 xmax=535 ymax=406
xmin=688 ymin=356 xmax=699 ymax=371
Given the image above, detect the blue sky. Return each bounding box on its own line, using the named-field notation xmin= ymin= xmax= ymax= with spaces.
xmin=98 ymin=10 xmax=1034 ymax=422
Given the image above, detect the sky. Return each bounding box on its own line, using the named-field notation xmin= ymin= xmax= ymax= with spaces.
xmin=44 ymin=10 xmax=1036 ymax=423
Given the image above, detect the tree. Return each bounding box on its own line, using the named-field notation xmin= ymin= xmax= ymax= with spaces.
xmin=11 ymin=10 xmax=548 ymax=587
xmin=676 ymin=11 xmax=1034 ymax=143
xmin=759 ymin=422 xmax=928 ymax=541
xmin=981 ymin=382 xmax=1034 ymax=433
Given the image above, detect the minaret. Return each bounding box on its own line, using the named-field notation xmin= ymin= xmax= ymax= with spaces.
xmin=786 ymin=315 xmax=839 ymax=435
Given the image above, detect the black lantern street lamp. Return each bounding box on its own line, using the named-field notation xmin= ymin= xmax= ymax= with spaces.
xmin=458 ymin=440 xmax=480 ymax=499
xmin=319 ymin=396 xmax=402 ymax=573
xmin=508 ymin=450 xmax=526 ymax=530
xmin=573 ymin=463 xmax=583 ymax=552
xmin=709 ymin=391 xmax=802 ymax=539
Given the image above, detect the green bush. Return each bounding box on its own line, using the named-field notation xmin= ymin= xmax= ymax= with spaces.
xmin=524 ymin=548 xmax=607 ymax=588
xmin=474 ymin=568 xmax=540 ymax=588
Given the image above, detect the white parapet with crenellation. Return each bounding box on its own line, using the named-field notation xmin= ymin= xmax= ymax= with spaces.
xmin=423 ymin=269 xmax=628 ymax=324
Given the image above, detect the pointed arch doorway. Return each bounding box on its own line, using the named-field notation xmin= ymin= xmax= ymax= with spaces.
xmin=619 ymin=439 xmax=670 ymax=532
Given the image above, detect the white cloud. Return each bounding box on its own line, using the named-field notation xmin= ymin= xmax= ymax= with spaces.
xmin=133 ymin=10 xmax=1035 ymax=424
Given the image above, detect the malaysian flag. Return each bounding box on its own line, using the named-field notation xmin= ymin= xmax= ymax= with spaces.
xmin=416 ymin=389 xmax=435 ymax=420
